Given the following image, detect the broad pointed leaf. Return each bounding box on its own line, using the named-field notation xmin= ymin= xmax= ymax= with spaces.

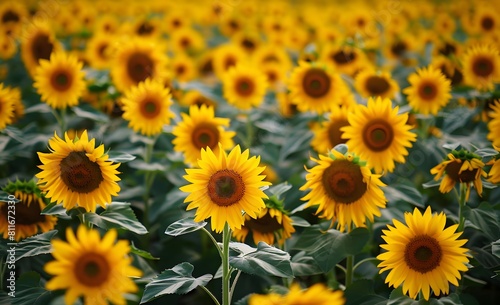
xmin=11 ymin=272 xmax=54 ymax=305
xmin=85 ymin=202 xmax=148 ymax=235
xmin=165 ymin=218 xmax=207 ymax=236
xmin=14 ymin=230 xmax=58 ymax=262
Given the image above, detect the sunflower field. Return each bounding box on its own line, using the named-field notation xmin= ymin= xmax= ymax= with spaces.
xmin=1 ymin=0 xmax=500 ymax=304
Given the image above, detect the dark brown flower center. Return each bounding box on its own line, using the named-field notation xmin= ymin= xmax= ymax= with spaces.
xmin=327 ymin=119 xmax=349 ymax=147
xmin=179 ymin=37 xmax=191 ymax=48
xmin=208 ymin=169 xmax=245 ymax=206
xmin=404 ymin=235 xmax=442 ymax=273
xmin=2 ymin=10 xmax=20 ymax=23
xmin=191 ymin=122 xmax=220 ymax=149
xmin=322 ymin=159 xmax=367 ymax=204
xmin=302 ymin=68 xmax=331 ymax=98
xmin=140 ymin=99 xmax=161 ymax=119
xmin=50 ymin=70 xmax=72 ymax=92
xmin=481 ymin=16 xmax=494 ymax=31
xmin=97 ymin=43 xmax=109 ymax=59
xmin=137 ymin=22 xmax=154 ymax=35
xmin=439 ymin=42 xmax=457 ymax=56
xmin=31 ymin=33 xmax=54 ymax=63
xmin=60 ymin=151 xmax=104 ymax=193
xmin=234 ymin=77 xmax=255 ymax=97
xmin=245 ymin=212 xmax=282 ymax=234
xmin=223 ymin=56 xmax=237 ymax=71
xmin=444 ymin=160 xmax=478 ymax=183
xmin=472 ymin=56 xmax=494 ymax=77
xmin=418 ymin=81 xmax=438 ymax=101
xmin=332 ymin=50 xmax=357 ymax=64
xmin=74 ymin=253 xmax=110 ymax=287
xmin=0 ymin=194 xmax=45 ymax=225
xmin=127 ymin=52 xmax=154 ymax=84
xmin=391 ymin=41 xmax=407 ymax=57
xmin=241 ymin=38 xmax=256 ymax=52
xmin=175 ymin=64 xmax=186 ymax=76
xmin=362 ymin=119 xmax=394 ymax=152
xmin=365 ymin=76 xmax=390 ymax=96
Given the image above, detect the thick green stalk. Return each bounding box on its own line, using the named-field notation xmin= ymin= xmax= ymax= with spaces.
xmin=457 ymin=183 xmax=467 ymax=232
xmin=345 ymin=254 xmax=354 ymax=287
xmin=222 ymin=223 xmax=231 ymax=305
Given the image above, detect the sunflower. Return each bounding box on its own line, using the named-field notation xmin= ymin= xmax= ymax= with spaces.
xmin=249 ymin=283 xmax=345 ymax=305
xmin=341 ymin=97 xmax=417 ymax=174
xmin=472 ymin=6 xmax=499 ymax=35
xmin=212 ymin=43 xmax=248 ymax=79
xmin=20 ymin=19 xmax=60 ymax=77
xmin=172 ymin=104 xmax=236 ymax=165
xmin=0 ymin=0 xmax=27 ymax=37
xmin=33 ymin=51 xmax=86 ymax=110
xmin=276 ymin=92 xmax=298 ymax=118
xmin=403 ymin=66 xmax=452 ymax=115
xmin=232 ymin=195 xmax=295 ymax=245
xmin=430 ymin=149 xmax=487 ymax=201
xmin=180 ymin=145 xmax=270 ymax=233
xmin=85 ymin=33 xmax=115 ymax=70
xmin=1 ymin=180 xmax=57 ymax=241
xmin=300 ymin=149 xmax=386 ymax=232
xmin=377 ymin=206 xmax=469 ymax=300
xmin=288 ymin=61 xmax=348 ymax=114
xmin=169 ymin=27 xmax=205 ymax=54
xmin=461 ymin=44 xmax=500 ymax=91
xmin=0 ymin=83 xmax=15 ymax=130
xmin=111 ymin=37 xmax=169 ymax=92
xmin=0 ymin=33 xmax=16 ymax=60
xmin=310 ymin=105 xmax=351 ymax=154
xmin=8 ymin=86 xmax=23 ymax=123
xmin=222 ymin=63 xmax=268 ymax=110
xmin=36 ymin=130 xmax=121 ymax=212
xmin=487 ymin=147 xmax=500 ymax=184
xmin=488 ymin=100 xmax=500 ymax=147
xmin=121 ymin=78 xmax=174 ymax=137
xmin=95 ymin=14 xmax=120 ymax=35
xmin=354 ymin=69 xmax=400 ymax=100
xmin=170 ymin=53 xmax=197 ymax=83
xmin=320 ymin=44 xmax=367 ymax=76
xmin=44 ymin=226 xmax=142 ymax=305
xmin=179 ymin=90 xmax=217 ymax=108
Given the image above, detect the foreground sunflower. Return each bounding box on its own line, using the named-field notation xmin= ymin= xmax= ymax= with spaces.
xmin=222 ymin=63 xmax=268 ymax=110
xmin=45 ymin=226 xmax=142 ymax=305
xmin=232 ymin=198 xmax=295 ymax=245
xmin=0 ymin=83 xmax=15 ymax=130
xmin=180 ymin=145 xmax=270 ymax=233
xmin=461 ymin=44 xmax=500 ymax=91
xmin=33 ymin=51 xmax=86 ymax=109
xmin=1 ymin=180 xmax=57 ymax=241
xmin=288 ymin=61 xmax=348 ymax=114
xmin=430 ymin=149 xmax=486 ymax=201
xmin=403 ymin=65 xmax=452 ymax=115
xmin=249 ymin=283 xmax=345 ymax=305
xmin=36 ymin=130 xmax=121 ymax=212
xmin=172 ymin=104 xmax=236 ymax=166
xmin=300 ymin=149 xmax=386 ymax=232
xmin=310 ymin=105 xmax=351 ymax=154
xmin=341 ymin=97 xmax=417 ymax=174
xmin=377 ymin=206 xmax=469 ymax=300
xmin=487 ymin=100 xmax=500 ymax=147
xmin=121 ymin=79 xmax=174 ymax=136
xmin=354 ymin=69 xmax=399 ymax=100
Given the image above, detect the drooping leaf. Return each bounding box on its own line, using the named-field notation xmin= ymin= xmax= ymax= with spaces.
xmin=72 ymin=104 xmax=109 ymax=123
xmin=290 ymin=251 xmax=322 ymax=276
xmin=107 ymin=151 xmax=136 ymax=163
xmin=14 ymin=230 xmax=58 ymax=262
xmin=492 ymin=239 xmax=500 ymax=259
xmin=463 ymin=202 xmax=500 ymax=240
xmin=293 ymin=226 xmax=370 ymax=272
xmin=165 ymin=217 xmax=207 ymax=236
xmin=140 ymin=262 xmax=213 ymax=303
xmin=229 ymin=242 xmax=293 ymax=278
xmin=85 ymin=202 xmax=148 ymax=235
xmin=266 ymin=182 xmax=292 ymax=198
xmin=0 ymin=192 xmax=19 ymax=203
xmin=130 ymin=242 xmax=159 ymax=260
xmin=40 ymin=202 xmax=67 ymax=216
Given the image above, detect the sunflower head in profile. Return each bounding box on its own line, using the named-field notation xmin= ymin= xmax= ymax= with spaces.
xmin=44 ymin=226 xmax=142 ymax=305
xmin=487 ymin=100 xmax=500 ymax=147
xmin=341 ymin=97 xmax=417 ymax=174
xmin=288 ymin=61 xmax=348 ymax=114
xmin=300 ymin=149 xmax=387 ymax=232
xmin=430 ymin=149 xmax=487 ymax=201
xmin=36 ymin=130 xmax=121 ymax=212
xmin=377 ymin=206 xmax=469 ymax=300
xmin=232 ymin=195 xmax=295 ymax=246
xmin=121 ymin=78 xmax=174 ymax=137
xmin=403 ymin=65 xmax=452 ymax=115
xmin=310 ymin=105 xmax=352 ymax=154
xmin=354 ymin=69 xmax=400 ymax=100
xmin=172 ymin=104 xmax=236 ymax=166
xmin=222 ymin=63 xmax=268 ymax=110
xmin=249 ymin=283 xmax=345 ymax=305
xmin=0 ymin=83 xmax=15 ymax=130
xmin=33 ymin=51 xmax=86 ymax=110
xmin=111 ymin=37 xmax=169 ymax=92
xmin=1 ymin=179 xmax=57 ymax=241
xmin=461 ymin=44 xmax=500 ymax=91
xmin=487 ymin=146 xmax=500 ymax=184
xmin=180 ymin=145 xmax=270 ymax=233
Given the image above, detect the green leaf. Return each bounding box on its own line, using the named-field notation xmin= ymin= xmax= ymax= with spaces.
xmin=292 ymin=226 xmax=370 ymax=272
xmin=474 ymin=147 xmax=499 ymax=158
xmin=72 ymin=104 xmax=109 ymax=123
xmin=14 ymin=230 xmax=58 ymax=262
xmin=131 ymin=242 xmax=159 ymax=260
xmin=463 ymin=202 xmax=500 ymax=240
xmin=85 ymin=202 xmax=148 ymax=235
xmin=267 ymin=182 xmax=292 ymax=198
xmin=229 ymin=242 xmax=293 ymax=278
xmin=384 ymin=179 xmax=424 ymax=208
xmin=290 ymin=251 xmax=322 ymax=276
xmin=107 ymin=151 xmax=136 ymax=163
xmin=165 ymin=217 xmax=207 ymax=236
xmin=129 ymin=160 xmax=167 ymax=172
xmin=345 ymin=279 xmax=387 ymax=305
xmin=387 ymin=287 xmax=418 ymax=305
xmin=289 ymin=216 xmax=310 ymax=227
xmin=0 ymin=191 xmax=19 ymax=203
xmin=492 ymin=239 xmax=500 ymax=259
xmin=140 ymin=262 xmax=213 ymax=303
xmin=40 ymin=202 xmax=67 ymax=216
xmin=11 ymin=272 xmax=53 ymax=305
xmin=422 ymin=179 xmax=441 ymax=189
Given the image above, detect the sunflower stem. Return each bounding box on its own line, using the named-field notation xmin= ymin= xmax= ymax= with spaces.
xmin=52 ymin=107 xmax=67 ymax=134
xmin=202 ymin=227 xmax=223 ymax=259
xmin=243 ymin=113 xmax=254 ymax=149
xmin=200 ymin=285 xmax=222 ymax=305
xmin=352 ymin=257 xmax=379 ymax=272
xmin=345 ymin=254 xmax=354 ymax=287
xmin=229 ymin=270 xmax=241 ymax=303
xmin=457 ymin=183 xmax=467 ymax=232
xmin=142 ymin=140 xmax=156 ymax=230
xmin=222 ymin=223 xmax=231 ymax=305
